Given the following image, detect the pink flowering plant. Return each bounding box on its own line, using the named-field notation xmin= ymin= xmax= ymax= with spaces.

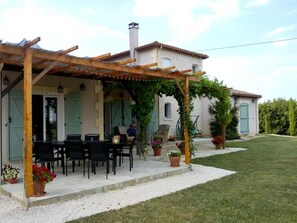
xmin=32 ymin=164 xmax=56 ymax=185
xmin=150 ymin=140 xmax=162 ymax=149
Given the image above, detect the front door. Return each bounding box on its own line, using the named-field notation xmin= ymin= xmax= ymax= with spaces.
xmin=32 ymin=95 xmax=59 ymax=141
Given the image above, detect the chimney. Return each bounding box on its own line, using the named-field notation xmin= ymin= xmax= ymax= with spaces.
xmin=128 ymin=22 xmax=139 ymax=61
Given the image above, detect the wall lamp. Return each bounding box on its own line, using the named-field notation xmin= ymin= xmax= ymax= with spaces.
xmin=80 ymin=83 xmax=86 ymax=91
xmin=3 ymin=75 xmax=9 ymax=85
xmin=57 ymin=76 xmax=64 ymax=93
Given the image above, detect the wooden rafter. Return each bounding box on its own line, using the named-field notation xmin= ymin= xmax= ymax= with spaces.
xmin=115 ymin=58 xmax=136 ymax=65
xmin=139 ymin=62 xmax=157 ymax=69
xmin=32 ymin=46 xmax=79 ymax=84
xmin=23 ymin=37 xmax=40 ymax=49
xmin=90 ymin=53 xmax=111 ymax=61
xmin=160 ymin=66 xmax=175 ymax=71
xmin=0 ymin=39 xmax=203 ymax=82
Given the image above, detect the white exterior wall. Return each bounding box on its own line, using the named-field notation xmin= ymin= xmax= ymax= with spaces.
xmin=1 ymin=71 xmax=103 ymax=163
xmin=155 ymin=48 xmax=204 ymax=137
xmin=236 ymin=97 xmax=259 ymax=136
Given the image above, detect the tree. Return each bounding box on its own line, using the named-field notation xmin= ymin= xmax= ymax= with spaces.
xmin=289 ymin=98 xmax=296 ymax=136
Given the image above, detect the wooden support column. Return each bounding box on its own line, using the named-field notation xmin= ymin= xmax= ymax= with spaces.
xmin=184 ymin=76 xmax=190 ymax=164
xmin=23 ymin=49 xmax=33 ymax=197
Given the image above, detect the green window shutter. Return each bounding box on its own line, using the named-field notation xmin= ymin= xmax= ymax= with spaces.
xmin=240 ymin=103 xmax=249 ymax=134
xmin=8 ymin=91 xmax=24 ymax=161
xmin=65 ymin=93 xmax=81 ymax=136
xmin=111 ymin=100 xmax=132 ymax=134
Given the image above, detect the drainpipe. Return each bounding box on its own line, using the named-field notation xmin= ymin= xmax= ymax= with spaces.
xmin=0 ymin=63 xmax=4 ymax=182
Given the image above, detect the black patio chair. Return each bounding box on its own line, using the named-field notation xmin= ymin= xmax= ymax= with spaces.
xmin=64 ymin=140 xmax=86 ymax=177
xmin=116 ymin=136 xmax=136 ymax=171
xmin=87 ymin=141 xmax=109 ymax=179
xmin=66 ymin=134 xmax=81 ymax=140
xmin=84 ymin=133 xmax=100 ymax=142
xmin=34 ymin=141 xmax=64 ymax=174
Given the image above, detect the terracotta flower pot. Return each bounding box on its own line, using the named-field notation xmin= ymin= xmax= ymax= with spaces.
xmin=5 ymin=178 xmax=18 ymax=184
xmin=215 ymin=144 xmax=222 ymax=150
xmin=33 ymin=182 xmax=46 ymax=197
xmin=169 ymin=156 xmax=181 ymax=167
xmin=153 ymin=147 xmax=162 ymax=156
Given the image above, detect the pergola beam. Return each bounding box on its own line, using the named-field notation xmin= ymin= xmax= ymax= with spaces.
xmin=0 ymin=44 xmax=201 ymax=81
xmin=23 ymin=37 xmax=41 ymax=49
xmin=160 ymin=66 xmax=175 ymax=71
xmin=90 ymin=53 xmax=111 ymax=61
xmin=115 ymin=58 xmax=136 ymax=65
xmin=23 ymin=49 xmax=33 ymax=197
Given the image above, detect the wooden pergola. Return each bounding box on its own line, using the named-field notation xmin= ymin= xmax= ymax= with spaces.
xmin=0 ymin=37 xmax=205 ymax=197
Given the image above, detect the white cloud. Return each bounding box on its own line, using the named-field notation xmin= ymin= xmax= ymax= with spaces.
xmin=0 ymin=5 xmax=127 ymax=56
xmin=265 ymin=25 xmax=295 ymax=37
xmin=0 ymin=0 xmax=7 ymax=3
xmin=81 ymin=8 xmax=95 ymax=16
xmin=244 ymin=0 xmax=270 ymax=8
xmin=133 ymin=0 xmax=240 ymax=43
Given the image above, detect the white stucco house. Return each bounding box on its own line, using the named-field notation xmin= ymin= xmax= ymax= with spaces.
xmin=105 ymin=22 xmax=262 ymax=139
xmin=0 ymin=22 xmax=261 ymax=166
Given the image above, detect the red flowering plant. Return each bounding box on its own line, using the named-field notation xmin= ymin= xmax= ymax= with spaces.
xmin=211 ymin=135 xmax=223 ymax=145
xmin=32 ymin=164 xmax=56 ymax=185
xmin=150 ymin=140 xmax=162 ymax=149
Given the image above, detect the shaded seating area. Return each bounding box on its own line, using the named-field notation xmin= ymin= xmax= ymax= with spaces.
xmin=153 ymin=124 xmax=170 ymax=142
xmin=116 ymin=126 xmax=135 ymax=144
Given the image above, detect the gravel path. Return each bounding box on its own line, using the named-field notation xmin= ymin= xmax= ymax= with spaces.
xmin=0 ymin=165 xmax=235 ymax=223
xmin=0 ymin=147 xmax=244 ymax=223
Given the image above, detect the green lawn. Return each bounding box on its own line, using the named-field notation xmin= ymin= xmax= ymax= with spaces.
xmin=68 ymin=135 xmax=297 ymax=223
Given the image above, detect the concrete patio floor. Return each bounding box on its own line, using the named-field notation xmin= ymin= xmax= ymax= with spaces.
xmin=0 ymin=139 xmax=246 ymax=207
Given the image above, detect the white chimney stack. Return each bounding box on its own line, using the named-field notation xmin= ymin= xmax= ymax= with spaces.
xmin=128 ymin=22 xmax=139 ymax=62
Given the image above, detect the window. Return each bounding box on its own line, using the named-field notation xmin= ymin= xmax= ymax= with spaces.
xmin=164 ymin=103 xmax=171 ymax=119
xmin=161 ymin=58 xmax=172 ymax=68
xmin=192 ymin=64 xmax=200 ymax=73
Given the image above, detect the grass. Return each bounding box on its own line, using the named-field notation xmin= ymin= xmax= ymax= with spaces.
xmin=68 ymin=135 xmax=297 ymax=223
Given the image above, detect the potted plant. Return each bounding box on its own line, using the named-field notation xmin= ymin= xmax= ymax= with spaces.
xmin=175 ymin=141 xmax=185 ymax=155
xmin=32 ymin=164 xmax=56 ymax=196
xmin=167 ymin=150 xmax=181 ymax=167
xmin=1 ymin=164 xmax=20 ymax=184
xmin=150 ymin=140 xmax=162 ymax=156
xmin=211 ymin=135 xmax=223 ymax=149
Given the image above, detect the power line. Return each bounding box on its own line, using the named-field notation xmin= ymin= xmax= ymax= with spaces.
xmin=197 ymin=37 xmax=297 ymax=52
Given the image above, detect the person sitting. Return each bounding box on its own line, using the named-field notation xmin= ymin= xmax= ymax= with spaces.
xmin=127 ymin=123 xmax=137 ymax=136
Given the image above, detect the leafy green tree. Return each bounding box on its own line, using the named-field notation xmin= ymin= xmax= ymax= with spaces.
xmin=289 ymin=98 xmax=296 ymax=136
xmin=259 ymin=98 xmax=297 ymax=135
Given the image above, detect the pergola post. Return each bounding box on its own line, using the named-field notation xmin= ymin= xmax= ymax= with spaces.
xmin=23 ymin=49 xmax=33 ymax=197
xmin=184 ymin=76 xmax=190 ymax=164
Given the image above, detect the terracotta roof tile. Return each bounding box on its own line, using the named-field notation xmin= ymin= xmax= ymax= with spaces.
xmin=230 ymin=88 xmax=262 ymax=99
xmin=106 ymin=41 xmax=208 ymax=60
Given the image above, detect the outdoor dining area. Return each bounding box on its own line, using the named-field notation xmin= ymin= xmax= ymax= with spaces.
xmin=34 ymin=133 xmax=136 ymax=179
xmin=0 ymin=135 xmax=189 ymax=207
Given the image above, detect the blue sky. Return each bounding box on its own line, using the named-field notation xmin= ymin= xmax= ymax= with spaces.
xmin=0 ymin=0 xmax=296 ymax=102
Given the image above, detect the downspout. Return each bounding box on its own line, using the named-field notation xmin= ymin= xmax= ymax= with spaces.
xmin=0 ymin=63 xmax=3 ymax=182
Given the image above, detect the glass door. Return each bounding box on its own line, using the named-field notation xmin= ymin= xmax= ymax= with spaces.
xmin=44 ymin=97 xmax=58 ymax=141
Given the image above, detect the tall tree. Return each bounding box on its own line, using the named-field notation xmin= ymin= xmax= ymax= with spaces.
xmin=289 ymin=98 xmax=296 ymax=136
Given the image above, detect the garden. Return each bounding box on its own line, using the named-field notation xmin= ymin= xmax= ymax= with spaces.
xmin=68 ymin=135 xmax=297 ymax=223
